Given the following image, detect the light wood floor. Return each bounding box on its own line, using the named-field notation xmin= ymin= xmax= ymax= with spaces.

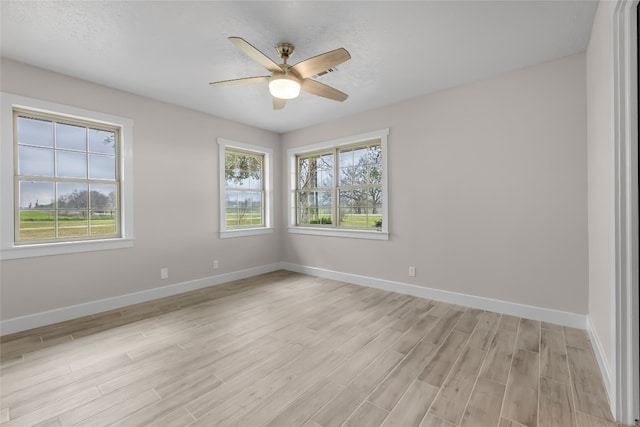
xmin=0 ymin=270 xmax=627 ymax=427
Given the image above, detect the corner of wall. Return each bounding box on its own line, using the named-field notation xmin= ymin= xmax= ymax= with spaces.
xmin=587 ymin=314 xmax=616 ymax=411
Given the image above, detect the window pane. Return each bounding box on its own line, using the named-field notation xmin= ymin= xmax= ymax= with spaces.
xmin=226 ymin=173 xmax=241 ymax=188
xmin=248 ymin=192 xmax=263 ymax=210
xmin=90 ymin=184 xmax=117 ymax=209
xmin=368 ymin=208 xmax=383 ymax=228
xmin=339 ymin=149 xmax=354 ymax=167
xmin=249 ymin=175 xmax=262 ymax=190
xmin=237 ymin=176 xmax=251 ymax=189
xmin=339 ymin=189 xmax=370 ymax=227
xmin=339 ymin=188 xmax=375 ymax=228
xmin=19 ymin=181 xmax=54 ymax=209
xmin=58 ymin=210 xmax=88 ymax=237
xmin=339 ymin=167 xmax=356 ymax=186
xmin=18 ymin=146 xmax=54 ymax=177
xmin=298 ymin=158 xmax=310 ymax=188
xmin=226 ymin=215 xmax=238 ymax=227
xmin=305 ymin=161 xmax=318 ymax=189
xmin=225 ymin=189 xmax=263 ymax=228
xmin=88 ymin=129 xmax=116 ymax=154
xmin=338 ymin=144 xmax=382 ymax=186
xmin=297 ymin=153 xmax=333 ymax=190
xmin=339 ymin=189 xmax=358 ymax=207
xmin=226 ymin=191 xmax=239 ymax=209
xmin=57 ymin=150 xmax=87 ymax=178
xmin=353 ymin=148 xmax=367 ymax=166
xmin=367 ymin=145 xmax=383 ymax=184
xmin=235 ymin=154 xmax=247 ymax=182
xmin=17 ymin=117 xmax=53 ymax=147
xmin=368 ymin=164 xmax=382 ymax=184
xmin=339 ymin=207 xmax=353 ymax=226
xmin=19 ymin=210 xmax=55 ymax=240
xmin=57 ymin=183 xmax=88 ymax=209
xmin=237 ymin=191 xmax=252 ymax=211
xmin=368 ymin=145 xmax=382 ymax=164
xmin=320 ymin=153 xmax=333 ymax=170
xmin=318 ymin=169 xmax=333 ymax=188
xmin=297 ymin=191 xmax=332 ymax=225
xmin=90 ymin=211 xmax=117 ymax=235
xmin=225 ymin=152 xmax=236 ymax=187
xmin=250 ymin=210 xmax=263 ymax=225
xmin=226 ymin=164 xmax=238 ymax=226
xmin=56 ymin=123 xmax=86 ymax=151
xmin=225 ymin=151 xmax=263 ymax=191
xmin=367 ymin=188 xmax=382 ymax=212
xmin=89 ymin=154 xmax=115 ymax=180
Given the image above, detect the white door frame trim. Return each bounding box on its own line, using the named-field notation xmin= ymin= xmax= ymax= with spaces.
xmin=612 ymin=0 xmax=639 ymax=424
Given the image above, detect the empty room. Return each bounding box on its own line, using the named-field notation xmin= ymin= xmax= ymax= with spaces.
xmin=0 ymin=1 xmax=638 ymax=426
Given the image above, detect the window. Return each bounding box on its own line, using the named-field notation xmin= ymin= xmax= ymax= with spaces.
xmin=15 ymin=111 xmax=120 ymax=243
xmin=288 ymin=128 xmax=389 ymax=240
xmin=1 ymin=93 xmax=134 ymax=259
xmin=218 ymin=138 xmax=273 ymax=238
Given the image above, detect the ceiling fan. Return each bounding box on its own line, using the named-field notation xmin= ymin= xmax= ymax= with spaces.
xmin=210 ymin=37 xmax=351 ymax=110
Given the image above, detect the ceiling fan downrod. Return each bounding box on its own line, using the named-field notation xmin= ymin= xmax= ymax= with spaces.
xmin=275 ymin=43 xmax=295 ymax=65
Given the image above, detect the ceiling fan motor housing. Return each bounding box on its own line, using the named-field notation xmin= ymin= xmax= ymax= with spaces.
xmin=276 ymin=43 xmax=295 ymax=62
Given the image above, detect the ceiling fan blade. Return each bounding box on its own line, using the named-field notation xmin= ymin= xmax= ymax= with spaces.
xmin=228 ymin=37 xmax=283 ymax=73
xmin=291 ymin=48 xmax=351 ymax=79
xmin=301 ymin=79 xmax=348 ymax=102
xmin=209 ymin=76 xmax=269 ymax=87
xmin=273 ymin=97 xmax=287 ymax=110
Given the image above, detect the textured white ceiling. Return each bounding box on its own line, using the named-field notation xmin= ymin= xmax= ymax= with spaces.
xmin=1 ymin=1 xmax=597 ymax=133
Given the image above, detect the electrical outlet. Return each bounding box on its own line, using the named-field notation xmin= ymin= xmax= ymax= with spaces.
xmin=213 ymin=259 xmax=219 ymax=269
xmin=160 ymin=267 xmax=168 ymax=279
xmin=409 ymin=266 xmax=416 ymax=277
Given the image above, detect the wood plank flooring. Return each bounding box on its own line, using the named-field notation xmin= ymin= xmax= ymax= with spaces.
xmin=0 ymin=270 xmax=627 ymax=426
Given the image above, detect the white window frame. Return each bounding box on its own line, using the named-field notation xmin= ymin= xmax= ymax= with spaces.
xmin=218 ymin=138 xmax=273 ymax=239
xmin=1 ymin=93 xmax=134 ymax=259
xmin=287 ymin=128 xmax=389 ymax=240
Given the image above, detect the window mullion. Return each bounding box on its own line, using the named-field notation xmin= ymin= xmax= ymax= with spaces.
xmin=54 ymin=182 xmax=59 ymax=239
xmin=333 ymin=147 xmax=339 ymax=229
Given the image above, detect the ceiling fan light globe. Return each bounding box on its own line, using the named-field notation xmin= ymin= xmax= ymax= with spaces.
xmin=269 ymin=77 xmax=301 ymax=99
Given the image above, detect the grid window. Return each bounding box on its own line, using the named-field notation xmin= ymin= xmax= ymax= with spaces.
xmin=295 ymin=139 xmax=384 ymax=231
xmin=337 ymin=143 xmax=382 ymax=229
xmin=224 ymin=148 xmax=265 ymax=229
xmin=296 ymin=151 xmax=334 ymax=226
xmin=14 ymin=110 xmax=120 ymax=243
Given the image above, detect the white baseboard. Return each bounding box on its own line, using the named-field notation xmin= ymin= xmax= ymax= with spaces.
xmin=586 ymin=315 xmax=616 ymax=413
xmin=282 ymin=263 xmax=588 ymax=329
xmin=1 ymin=261 xmax=589 ymax=336
xmin=0 ymin=263 xmax=284 ymax=336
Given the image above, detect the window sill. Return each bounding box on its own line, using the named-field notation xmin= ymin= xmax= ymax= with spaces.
xmin=287 ymin=227 xmax=389 ymax=240
xmin=0 ymin=237 xmax=135 ymax=260
xmin=219 ymin=227 xmax=274 ymax=239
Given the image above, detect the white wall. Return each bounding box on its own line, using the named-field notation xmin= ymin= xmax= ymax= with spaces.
xmin=281 ymin=53 xmax=589 ymax=315
xmin=586 ymin=0 xmax=615 ymax=379
xmin=0 ymin=52 xmax=590 ymax=328
xmin=0 ymin=59 xmax=282 ymax=321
